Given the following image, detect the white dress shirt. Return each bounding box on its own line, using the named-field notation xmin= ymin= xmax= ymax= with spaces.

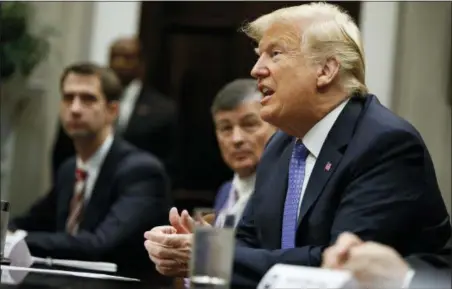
xmin=116 ymin=80 xmax=142 ymax=134
xmin=297 ymin=99 xmax=349 ymax=217
xmin=75 ymin=134 xmax=114 ymax=201
xmin=216 ymin=173 xmax=256 ymax=228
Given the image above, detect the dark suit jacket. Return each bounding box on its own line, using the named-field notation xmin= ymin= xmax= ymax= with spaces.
xmin=52 ymin=85 xmax=179 ymax=186
xmin=407 ymin=236 xmax=451 ymax=289
xmin=232 ymin=95 xmax=451 ymax=287
xmin=10 ymin=138 xmax=172 ymax=277
xmin=121 ymin=85 xmax=179 ymax=182
xmin=214 ymin=181 xmax=233 ymax=215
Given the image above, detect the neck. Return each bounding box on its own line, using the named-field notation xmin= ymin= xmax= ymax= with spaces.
xmin=74 ymin=128 xmax=111 ymax=162
xmin=291 ymin=89 xmax=348 ymax=139
xmin=237 ymin=168 xmax=256 ymax=179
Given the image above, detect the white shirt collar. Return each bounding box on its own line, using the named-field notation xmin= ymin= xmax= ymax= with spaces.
xmin=302 ymin=99 xmax=349 ymax=158
xmin=76 ymin=134 xmax=114 ymax=173
xmin=231 ymin=172 xmax=256 ymax=199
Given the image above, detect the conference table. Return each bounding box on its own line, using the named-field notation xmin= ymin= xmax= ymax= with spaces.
xmin=1 ymin=265 xmax=254 ymax=289
xmin=0 ymin=264 xmax=175 ymax=289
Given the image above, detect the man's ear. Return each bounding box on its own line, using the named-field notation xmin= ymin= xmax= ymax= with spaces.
xmin=316 ymin=58 xmax=340 ymax=88
xmin=108 ymin=100 xmax=120 ymax=121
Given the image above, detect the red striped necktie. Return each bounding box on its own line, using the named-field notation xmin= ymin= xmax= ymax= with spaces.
xmin=66 ymin=168 xmax=88 ymax=235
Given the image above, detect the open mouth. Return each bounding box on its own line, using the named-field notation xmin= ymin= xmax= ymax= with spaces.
xmin=260 ymin=87 xmax=275 ymax=104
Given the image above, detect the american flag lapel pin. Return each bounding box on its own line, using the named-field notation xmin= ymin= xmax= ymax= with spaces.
xmin=324 ymin=162 xmax=332 ymax=172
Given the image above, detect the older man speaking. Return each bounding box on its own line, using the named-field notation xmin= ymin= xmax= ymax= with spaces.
xmin=144 ymin=2 xmax=451 ymax=287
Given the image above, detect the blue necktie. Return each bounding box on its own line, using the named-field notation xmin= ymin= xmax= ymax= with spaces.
xmin=281 ymin=139 xmax=308 ymax=249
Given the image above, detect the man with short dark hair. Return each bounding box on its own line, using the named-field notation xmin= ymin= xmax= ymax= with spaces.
xmin=52 ymin=37 xmax=180 ymax=187
xmin=9 ymin=62 xmax=171 ymax=277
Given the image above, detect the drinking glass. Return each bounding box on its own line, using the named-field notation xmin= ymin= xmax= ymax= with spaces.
xmin=188 ymin=208 xmax=235 ymax=289
xmin=1 ymin=200 xmax=10 ymax=261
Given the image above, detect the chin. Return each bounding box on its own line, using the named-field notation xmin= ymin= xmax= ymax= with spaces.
xmin=69 ymin=131 xmax=94 ymax=139
xmin=260 ymin=106 xmax=280 ymax=127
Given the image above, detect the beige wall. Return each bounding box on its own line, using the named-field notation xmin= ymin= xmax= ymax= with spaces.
xmin=6 ymin=2 xmax=94 ymax=215
xmin=392 ymin=2 xmax=451 ymax=213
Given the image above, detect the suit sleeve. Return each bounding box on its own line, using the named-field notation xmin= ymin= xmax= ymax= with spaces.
xmin=9 ymin=188 xmax=57 ymax=232
xmin=232 ymin=130 xmax=450 ymax=287
xmin=24 ymin=156 xmax=170 ymax=260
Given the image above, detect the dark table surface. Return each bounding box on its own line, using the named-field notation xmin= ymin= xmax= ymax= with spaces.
xmin=0 ymin=265 xmax=174 ymax=289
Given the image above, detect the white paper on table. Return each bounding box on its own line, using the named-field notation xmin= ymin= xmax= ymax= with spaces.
xmin=257 ymin=264 xmax=361 ymax=289
xmin=1 ymin=265 xmax=140 ymax=282
xmin=31 ymin=257 xmax=117 ymax=273
xmin=1 ymin=230 xmax=34 ymax=284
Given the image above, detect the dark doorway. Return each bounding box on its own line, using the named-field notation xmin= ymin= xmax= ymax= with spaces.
xmin=139 ymin=1 xmax=361 ymax=209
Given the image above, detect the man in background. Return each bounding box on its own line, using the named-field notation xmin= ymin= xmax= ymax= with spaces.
xmin=210 ymin=79 xmax=275 ymax=227
xmin=10 ymin=63 xmax=171 ymax=277
xmin=166 ymin=79 xmax=276 ymax=284
xmin=52 ymin=37 xmax=179 ymax=186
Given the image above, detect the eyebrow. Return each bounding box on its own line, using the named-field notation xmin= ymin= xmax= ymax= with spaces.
xmin=241 ymin=114 xmax=260 ymax=121
xmin=256 ymin=40 xmax=280 ymax=55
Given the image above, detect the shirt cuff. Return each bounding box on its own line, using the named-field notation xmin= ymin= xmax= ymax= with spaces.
xmin=401 ymin=269 xmax=415 ymax=289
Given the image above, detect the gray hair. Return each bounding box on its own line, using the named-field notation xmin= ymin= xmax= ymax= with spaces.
xmin=211 ymin=79 xmax=261 ymax=115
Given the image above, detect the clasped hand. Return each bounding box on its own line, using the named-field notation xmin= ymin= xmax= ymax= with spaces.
xmin=144 ymin=207 xmax=211 ymax=276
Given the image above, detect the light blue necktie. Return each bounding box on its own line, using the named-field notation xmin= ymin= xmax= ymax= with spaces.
xmin=281 ymin=139 xmax=308 ymax=249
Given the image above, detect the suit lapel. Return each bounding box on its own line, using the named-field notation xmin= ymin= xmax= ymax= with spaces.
xmin=297 ymin=96 xmax=366 ymax=225
xmin=80 ymin=140 xmax=125 ymax=229
xmin=297 ymin=143 xmax=342 ymax=225
xmin=123 ymin=89 xmax=145 ymax=135
xmin=58 ymin=163 xmax=76 ymax=230
xmin=214 ymin=182 xmax=232 ymax=214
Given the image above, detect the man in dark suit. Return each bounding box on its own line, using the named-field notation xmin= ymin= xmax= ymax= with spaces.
xmin=323 ymin=232 xmax=451 ymax=289
xmin=141 ymin=2 xmax=450 ymax=286
xmin=9 ymin=62 xmax=171 ymax=277
xmin=52 ymin=37 xmax=179 ymax=186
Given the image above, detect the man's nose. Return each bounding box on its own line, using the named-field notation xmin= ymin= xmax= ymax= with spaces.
xmin=250 ymin=57 xmax=269 ymax=79
xmin=69 ymin=97 xmax=83 ymax=113
xmin=232 ymin=126 xmax=245 ymax=145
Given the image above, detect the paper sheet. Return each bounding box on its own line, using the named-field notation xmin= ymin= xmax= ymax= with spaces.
xmin=257 ymin=264 xmax=361 ymax=289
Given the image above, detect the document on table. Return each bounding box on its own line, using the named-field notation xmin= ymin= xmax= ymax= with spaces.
xmin=1 ymin=265 xmax=140 ymax=283
xmin=257 ymin=264 xmax=360 ymax=289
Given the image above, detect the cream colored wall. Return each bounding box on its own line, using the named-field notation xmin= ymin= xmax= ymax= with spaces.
xmin=7 ymin=2 xmax=95 ymax=215
xmin=392 ymin=2 xmax=451 ymax=213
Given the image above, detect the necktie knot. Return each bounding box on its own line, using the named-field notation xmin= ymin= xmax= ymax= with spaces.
xmin=293 ymin=139 xmax=308 ymax=160
xmin=75 ymin=169 xmax=88 ymax=182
